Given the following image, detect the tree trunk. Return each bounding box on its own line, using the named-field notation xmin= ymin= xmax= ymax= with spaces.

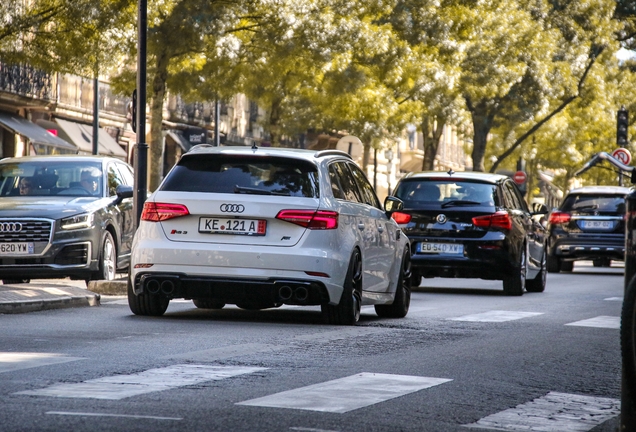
xmin=268 ymin=98 xmax=282 ymax=146
xmin=149 ymin=54 xmax=169 ymax=191
xmin=420 ymin=115 xmax=445 ymax=171
xmin=469 ymin=102 xmax=494 ymax=172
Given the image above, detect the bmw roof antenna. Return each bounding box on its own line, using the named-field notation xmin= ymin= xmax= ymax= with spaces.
xmin=447 ymin=169 xmax=455 ymax=176
xmin=251 ymin=141 xmax=258 ymax=150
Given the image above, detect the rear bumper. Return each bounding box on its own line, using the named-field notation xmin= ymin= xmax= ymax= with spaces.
xmin=550 ymin=239 xmax=624 ymax=261
xmin=132 ymin=272 xmax=330 ymax=306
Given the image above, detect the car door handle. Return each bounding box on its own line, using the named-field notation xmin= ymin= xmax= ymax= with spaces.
xmin=358 ymin=223 xmax=365 ymax=230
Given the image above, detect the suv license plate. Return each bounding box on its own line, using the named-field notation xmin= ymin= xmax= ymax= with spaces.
xmin=199 ymin=217 xmax=266 ymax=236
xmin=580 ymin=220 xmax=613 ymax=229
xmin=417 ymin=242 xmax=463 ymax=255
xmin=0 ymin=242 xmax=34 ymax=255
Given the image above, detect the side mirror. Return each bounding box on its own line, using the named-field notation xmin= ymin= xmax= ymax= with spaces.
xmin=115 ymin=184 xmax=134 ymax=204
xmin=384 ymin=196 xmax=404 ymax=214
xmin=531 ymin=203 xmax=548 ymax=214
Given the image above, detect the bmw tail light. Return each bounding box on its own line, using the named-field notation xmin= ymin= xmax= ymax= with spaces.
xmin=391 ymin=212 xmax=412 ymax=224
xmin=141 ymin=202 xmax=190 ymax=222
xmin=276 ymin=210 xmax=338 ymax=229
xmin=472 ymin=211 xmax=512 ymax=230
xmin=548 ymin=211 xmax=571 ymax=225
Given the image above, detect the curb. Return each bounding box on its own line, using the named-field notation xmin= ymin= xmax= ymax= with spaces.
xmin=87 ymin=279 xmax=127 ymax=295
xmin=0 ymin=294 xmax=100 ymax=314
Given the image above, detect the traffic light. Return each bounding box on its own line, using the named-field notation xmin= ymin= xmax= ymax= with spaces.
xmin=617 ymin=106 xmax=629 ymax=147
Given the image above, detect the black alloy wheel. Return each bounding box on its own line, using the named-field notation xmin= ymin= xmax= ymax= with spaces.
xmin=526 ymin=250 xmax=547 ymax=293
xmin=560 ymin=260 xmax=574 ymax=272
xmin=375 ymin=247 xmax=412 ymax=318
xmin=322 ymin=249 xmax=362 ymax=325
xmin=546 ymin=252 xmax=561 ymax=273
xmin=88 ymin=231 xmax=117 ymax=284
xmin=503 ymin=247 xmax=526 ymax=296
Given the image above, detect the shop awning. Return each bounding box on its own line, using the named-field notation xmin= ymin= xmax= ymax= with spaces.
xmin=166 ymin=131 xmax=192 ymax=152
xmin=0 ymin=111 xmax=77 ymax=151
xmin=55 ymin=118 xmax=127 ymax=158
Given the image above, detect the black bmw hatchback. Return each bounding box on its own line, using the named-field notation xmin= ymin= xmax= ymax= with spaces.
xmin=389 ymin=171 xmax=548 ymax=296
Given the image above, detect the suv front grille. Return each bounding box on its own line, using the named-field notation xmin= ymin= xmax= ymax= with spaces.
xmin=0 ymin=220 xmax=52 ymax=243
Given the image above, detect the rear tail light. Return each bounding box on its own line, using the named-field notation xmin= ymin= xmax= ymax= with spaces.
xmin=548 ymin=211 xmax=571 ymax=225
xmin=141 ymin=202 xmax=190 ymax=222
xmin=391 ymin=212 xmax=412 ymax=224
xmin=472 ymin=211 xmax=512 ymax=230
xmin=276 ymin=210 xmax=338 ymax=229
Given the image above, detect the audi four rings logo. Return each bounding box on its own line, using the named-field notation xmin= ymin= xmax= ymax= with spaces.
xmin=0 ymin=222 xmax=22 ymax=232
xmin=220 ymin=204 xmax=245 ymax=213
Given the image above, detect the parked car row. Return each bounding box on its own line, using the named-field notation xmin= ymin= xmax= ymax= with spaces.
xmin=1 ymin=149 xmax=626 ymax=326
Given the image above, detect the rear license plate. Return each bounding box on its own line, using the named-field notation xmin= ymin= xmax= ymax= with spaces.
xmin=0 ymin=242 xmax=34 ymax=255
xmin=417 ymin=242 xmax=463 ymax=255
xmin=580 ymin=220 xmax=613 ymax=229
xmin=199 ymin=217 xmax=266 ymax=236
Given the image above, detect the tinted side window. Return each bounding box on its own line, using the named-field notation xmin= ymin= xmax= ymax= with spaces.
xmin=328 ymin=164 xmax=345 ymax=199
xmin=348 ymin=163 xmax=381 ymax=209
xmin=503 ymin=182 xmax=522 ymax=210
xmin=117 ymin=163 xmax=134 ymax=186
xmin=333 ymin=162 xmax=362 ymax=203
xmin=107 ymin=164 xmax=125 ymax=197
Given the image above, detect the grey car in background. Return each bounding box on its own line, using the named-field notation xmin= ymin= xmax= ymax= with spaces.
xmin=0 ymin=155 xmax=134 ymax=284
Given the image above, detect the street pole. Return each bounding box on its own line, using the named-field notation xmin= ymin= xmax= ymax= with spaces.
xmin=134 ymin=0 xmax=148 ymax=227
xmin=92 ymin=77 xmax=99 ymax=155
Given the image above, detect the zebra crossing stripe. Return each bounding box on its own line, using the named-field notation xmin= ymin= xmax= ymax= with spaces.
xmin=465 ymin=391 xmax=619 ymax=431
xmin=237 ymin=372 xmax=452 ymax=413
xmin=0 ymin=352 xmax=84 ymax=373
xmin=565 ymin=316 xmax=620 ymax=329
xmin=15 ymin=365 xmax=266 ymax=400
xmin=448 ymin=311 xmax=543 ymax=323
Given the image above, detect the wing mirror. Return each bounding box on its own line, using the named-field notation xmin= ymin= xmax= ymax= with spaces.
xmin=114 ymin=184 xmax=134 ymax=204
xmin=384 ymin=196 xmax=404 ymax=214
xmin=531 ymin=203 xmax=548 ymax=214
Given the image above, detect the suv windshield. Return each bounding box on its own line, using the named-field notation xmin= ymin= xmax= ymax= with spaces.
xmin=161 ymin=155 xmax=319 ymax=198
xmin=0 ymin=161 xmax=103 ymax=197
xmin=561 ymin=194 xmax=625 ymax=214
xmin=394 ymin=179 xmax=497 ymax=208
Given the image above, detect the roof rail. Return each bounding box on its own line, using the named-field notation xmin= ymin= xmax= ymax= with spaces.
xmin=314 ymin=149 xmax=352 ymax=159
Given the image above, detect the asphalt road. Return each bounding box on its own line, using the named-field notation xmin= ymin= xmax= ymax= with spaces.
xmin=0 ymin=262 xmax=622 ymax=432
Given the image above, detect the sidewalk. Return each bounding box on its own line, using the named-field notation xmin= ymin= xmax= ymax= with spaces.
xmin=0 ymin=278 xmax=127 ymax=314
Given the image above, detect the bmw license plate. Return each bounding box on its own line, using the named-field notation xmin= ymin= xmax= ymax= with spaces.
xmin=199 ymin=217 xmax=266 ymax=236
xmin=580 ymin=220 xmax=613 ymax=230
xmin=0 ymin=242 xmax=34 ymax=255
xmin=417 ymin=242 xmax=463 ymax=255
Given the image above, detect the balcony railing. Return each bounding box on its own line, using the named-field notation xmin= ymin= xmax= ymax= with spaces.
xmin=0 ymin=61 xmax=57 ymax=101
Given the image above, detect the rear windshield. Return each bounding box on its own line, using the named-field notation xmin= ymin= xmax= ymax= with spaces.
xmin=394 ymin=179 xmax=497 ymax=208
xmin=561 ymin=194 xmax=626 ymax=214
xmin=161 ymin=155 xmax=319 ymax=198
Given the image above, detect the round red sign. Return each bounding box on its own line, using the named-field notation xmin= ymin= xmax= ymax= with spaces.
xmin=513 ymin=171 xmax=527 ymax=185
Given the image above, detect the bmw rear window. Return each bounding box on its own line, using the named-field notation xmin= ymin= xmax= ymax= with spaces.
xmin=394 ymin=179 xmax=497 ymax=208
xmin=561 ymin=194 xmax=626 ymax=214
xmin=161 ymin=155 xmax=319 ymax=198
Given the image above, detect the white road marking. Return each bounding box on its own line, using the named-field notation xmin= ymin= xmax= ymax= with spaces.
xmin=565 ymin=316 xmax=620 ymax=329
xmin=448 ymin=310 xmax=544 ymax=323
xmin=465 ymin=391 xmax=620 ymax=431
xmin=0 ymin=352 xmax=84 ymax=373
xmin=605 ymin=297 xmax=623 ymax=301
xmin=16 ymin=364 xmax=266 ymax=400
xmin=237 ymin=372 xmax=452 ymax=413
xmin=46 ymin=411 xmax=182 ymax=421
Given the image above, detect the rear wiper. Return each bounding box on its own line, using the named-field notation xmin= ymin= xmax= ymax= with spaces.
xmin=234 ymin=185 xmax=287 ymax=196
xmin=441 ymin=200 xmax=481 ymax=208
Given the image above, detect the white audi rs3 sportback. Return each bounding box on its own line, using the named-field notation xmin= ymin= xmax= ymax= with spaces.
xmin=128 ymin=145 xmax=411 ymax=325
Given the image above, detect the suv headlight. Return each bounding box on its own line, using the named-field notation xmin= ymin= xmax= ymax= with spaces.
xmin=61 ymin=213 xmax=94 ymax=230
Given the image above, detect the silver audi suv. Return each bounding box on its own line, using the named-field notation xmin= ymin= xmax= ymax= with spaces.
xmin=128 ymin=145 xmax=411 ymax=325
